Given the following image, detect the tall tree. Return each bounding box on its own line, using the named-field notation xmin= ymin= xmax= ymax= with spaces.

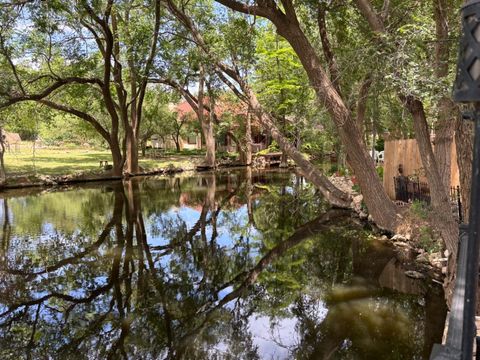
xmin=197 ymin=65 xmax=216 ymax=168
xmin=353 ymin=0 xmax=459 ymax=257
xmin=169 ymin=0 xmax=399 ymax=228
xmin=0 ymin=0 xmax=161 ymax=175
xmin=164 ymin=0 xmax=352 ymax=208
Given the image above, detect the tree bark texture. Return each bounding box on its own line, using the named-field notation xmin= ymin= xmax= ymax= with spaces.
xmin=0 ymin=128 xmax=6 ymax=183
xmin=273 ymin=23 xmax=398 ymax=229
xmin=433 ymin=0 xmax=455 ymax=191
xmin=403 ymin=96 xmax=459 ymax=256
xmin=245 ymin=111 xmax=253 ymax=165
xmin=198 ymin=68 xmax=216 ymax=168
xmin=455 ymin=115 xmax=474 ymax=220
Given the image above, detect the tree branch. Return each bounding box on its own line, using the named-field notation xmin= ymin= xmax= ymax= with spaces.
xmin=38 ymin=99 xmax=111 ymax=142
xmin=356 ymin=75 xmax=372 ymax=144
xmin=317 ymin=3 xmax=342 ymax=96
xmin=0 ymin=77 xmax=104 ymax=109
xmin=214 ymin=0 xmax=277 ymax=20
xmin=353 ymin=0 xmax=385 ymax=33
xmin=136 ymin=0 xmax=162 ymax=132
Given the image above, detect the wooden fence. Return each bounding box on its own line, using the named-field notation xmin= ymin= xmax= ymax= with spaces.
xmin=383 ymin=138 xmax=459 ymax=199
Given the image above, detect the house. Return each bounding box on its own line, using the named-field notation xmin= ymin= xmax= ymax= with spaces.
xmin=151 ymin=98 xmax=269 ymax=152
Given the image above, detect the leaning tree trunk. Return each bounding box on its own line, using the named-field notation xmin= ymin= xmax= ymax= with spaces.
xmin=245 ymin=89 xmax=352 ymax=208
xmin=273 ymin=24 xmax=399 ymax=230
xmin=353 ymin=0 xmax=459 ymax=255
xmin=165 ymin=0 xmax=358 ymax=213
xmin=404 ymin=96 xmax=459 ymax=257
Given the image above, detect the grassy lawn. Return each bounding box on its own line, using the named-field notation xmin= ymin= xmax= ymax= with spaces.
xmin=5 ymin=144 xmax=205 ymax=176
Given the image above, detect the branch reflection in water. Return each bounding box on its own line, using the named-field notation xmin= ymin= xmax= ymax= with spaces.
xmin=0 ymin=169 xmax=446 ymax=359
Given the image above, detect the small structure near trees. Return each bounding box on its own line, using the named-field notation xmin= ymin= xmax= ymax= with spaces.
xmin=153 ymin=99 xmax=269 ymax=154
xmin=4 ymin=132 xmax=21 ymax=152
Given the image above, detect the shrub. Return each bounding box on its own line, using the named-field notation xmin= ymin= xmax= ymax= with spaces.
xmin=410 ymin=200 xmax=430 ymax=220
xmin=328 ymin=164 xmax=338 ymax=175
xmin=417 ymin=226 xmax=441 ymax=253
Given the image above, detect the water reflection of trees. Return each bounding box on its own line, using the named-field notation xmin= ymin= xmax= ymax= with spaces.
xmin=0 ymin=171 xmax=445 ymax=359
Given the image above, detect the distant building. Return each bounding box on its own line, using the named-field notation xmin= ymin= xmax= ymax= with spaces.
xmin=151 ymin=98 xmax=268 ymax=152
xmin=3 ymin=131 xmax=22 ymax=151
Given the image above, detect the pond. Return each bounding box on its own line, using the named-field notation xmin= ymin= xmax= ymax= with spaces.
xmin=0 ymin=169 xmax=446 ymax=359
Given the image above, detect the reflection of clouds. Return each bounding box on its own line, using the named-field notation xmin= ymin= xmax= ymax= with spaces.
xmin=247 ymin=300 xmax=329 ymax=359
xmin=248 ymin=315 xmax=297 ymax=360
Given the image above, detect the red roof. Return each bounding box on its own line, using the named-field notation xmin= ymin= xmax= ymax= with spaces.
xmin=175 ymin=97 xmax=248 ymax=119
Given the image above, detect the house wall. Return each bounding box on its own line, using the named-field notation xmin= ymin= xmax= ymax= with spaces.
xmin=383 ymin=138 xmax=459 ymax=199
xmin=181 ymin=134 xmax=202 ymax=150
xmin=150 ymin=134 xmax=202 ymax=151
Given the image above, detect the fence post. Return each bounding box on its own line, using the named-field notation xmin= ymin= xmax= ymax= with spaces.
xmin=457 ymin=185 xmax=463 ymax=224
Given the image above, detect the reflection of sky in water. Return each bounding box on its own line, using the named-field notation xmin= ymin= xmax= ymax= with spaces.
xmin=249 ymin=300 xmax=328 ymax=359
xmin=249 ymin=315 xmax=297 ymax=359
xmin=0 ymin=172 xmax=446 ymax=359
xmin=146 ymin=204 xmax=261 ymax=260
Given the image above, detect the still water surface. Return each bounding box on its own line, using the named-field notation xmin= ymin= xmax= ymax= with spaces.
xmin=0 ymin=169 xmax=446 ymax=359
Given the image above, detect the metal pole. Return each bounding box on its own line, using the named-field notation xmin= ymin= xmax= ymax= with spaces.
xmin=461 ymin=109 xmax=480 ymax=359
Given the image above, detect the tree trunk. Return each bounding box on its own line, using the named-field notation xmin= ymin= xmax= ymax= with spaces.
xmin=434 ymin=105 xmax=455 ymax=191
xmin=226 ymin=131 xmax=247 ymax=165
xmin=202 ymin=121 xmax=216 ymax=167
xmin=357 ymin=77 xmax=372 ymax=148
xmin=247 ymin=91 xmax=352 ymax=209
xmin=274 ymin=24 xmax=398 ymax=230
xmin=172 ymin=134 xmax=181 ymax=152
xmin=141 ymin=139 xmax=147 ymax=157
xmin=353 ymin=0 xmax=459 ymax=255
xmin=110 ymin=136 xmax=124 ymax=176
xmin=198 ymin=66 xmax=215 ymax=169
xmin=433 ymin=0 xmax=455 ymax=192
xmin=125 ymin=126 xmax=139 ymax=174
xmin=245 ymin=111 xmax=252 ymax=165
xmin=455 ymin=114 xmax=474 ymax=220
xmin=280 ymin=152 xmax=288 ymax=168
xmin=0 ymin=128 xmax=6 ymax=184
xmin=403 ymin=96 xmax=459 ymax=257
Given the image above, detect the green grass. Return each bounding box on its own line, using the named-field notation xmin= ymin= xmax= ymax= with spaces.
xmin=5 ymin=144 xmax=204 ymax=176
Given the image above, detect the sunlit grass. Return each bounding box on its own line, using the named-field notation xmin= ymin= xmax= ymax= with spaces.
xmin=5 ymin=143 xmax=203 ymax=176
